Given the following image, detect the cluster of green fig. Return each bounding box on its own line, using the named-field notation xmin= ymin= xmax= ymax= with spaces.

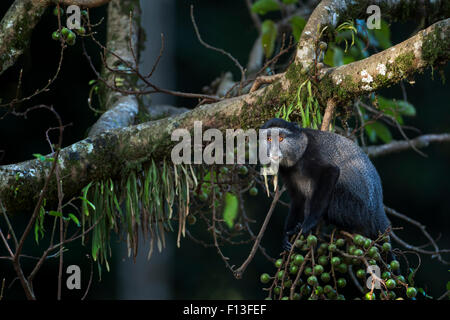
xmin=260 ymin=233 xmax=421 ymax=300
xmin=51 ymin=7 xmax=88 ymax=46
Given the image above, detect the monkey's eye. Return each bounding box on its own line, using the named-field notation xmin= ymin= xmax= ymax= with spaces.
xmin=279 ymin=136 xmax=284 ymax=142
xmin=267 ymin=136 xmax=272 ymax=142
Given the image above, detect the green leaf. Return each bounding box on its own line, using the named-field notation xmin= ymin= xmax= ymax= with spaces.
xmin=418 ymin=287 xmax=433 ymax=299
xmin=68 ymin=213 xmax=80 ymax=227
xmin=223 ymin=193 xmax=239 ymax=228
xmin=376 ymin=96 xmax=416 ymax=124
xmin=34 ymin=223 xmax=39 ymax=243
xmin=446 ymin=281 xmax=450 ymax=291
xmin=282 ymin=0 xmax=298 ymax=4
xmin=335 ymin=21 xmax=357 ymax=52
xmin=354 ymin=38 xmax=369 ymax=58
xmin=80 ymin=182 xmax=94 ymax=216
xmin=261 ymin=20 xmax=278 ymax=58
xmin=371 ymin=19 xmax=391 ymax=50
xmin=48 ymin=210 xmax=63 ymax=217
xmin=33 ymin=153 xmax=46 ymax=162
xmin=342 ymin=55 xmax=355 ymax=65
xmin=251 ymin=0 xmax=280 ymax=15
xmin=32 ymin=153 xmax=55 ymax=162
xmin=289 ymin=16 xmax=306 ymax=42
xmin=332 ymin=47 xmax=344 ymax=67
xmin=34 ymin=206 xmax=45 ymax=244
xmin=79 ymin=196 xmax=95 ymax=214
xmin=395 ymin=100 xmax=416 ymax=116
xmin=324 ymin=45 xmax=345 ymax=67
xmin=323 ymin=47 xmax=334 ymax=67
xmin=365 ymin=121 xmax=392 ymax=143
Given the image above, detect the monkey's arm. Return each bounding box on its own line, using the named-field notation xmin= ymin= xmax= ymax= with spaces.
xmin=300 ymin=160 xmax=340 ymax=235
xmin=282 ymin=198 xmax=304 ymax=251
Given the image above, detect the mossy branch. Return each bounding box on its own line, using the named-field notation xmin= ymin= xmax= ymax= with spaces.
xmin=0 ymin=87 xmax=271 ymax=213
xmin=0 ymin=0 xmax=48 ymax=75
xmin=322 ymin=18 xmax=450 ymax=98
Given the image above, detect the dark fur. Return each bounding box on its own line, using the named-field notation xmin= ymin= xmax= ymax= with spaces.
xmin=261 ymin=118 xmax=391 ymax=250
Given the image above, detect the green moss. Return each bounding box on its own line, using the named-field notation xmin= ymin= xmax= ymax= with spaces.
xmin=318 ymin=73 xmax=356 ymax=105
xmin=373 ymin=73 xmax=390 ymax=89
xmin=393 ymin=52 xmax=415 ymax=73
xmin=238 ymin=92 xmax=277 ymax=130
xmin=0 ymin=168 xmax=47 ymax=213
xmin=422 ymin=24 xmax=450 ymax=67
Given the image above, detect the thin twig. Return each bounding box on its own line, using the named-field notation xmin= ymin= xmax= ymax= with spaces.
xmin=11 ymin=105 xmax=64 ymax=300
xmin=348 ymin=265 xmax=364 ymax=294
xmin=0 ymin=278 xmax=5 ymax=300
xmin=82 ymin=38 xmax=220 ymax=102
xmin=438 ymin=290 xmax=450 ymax=300
xmin=190 ymin=5 xmax=246 ymax=85
xmin=234 ymin=185 xmax=286 ymax=279
xmin=147 ymin=33 xmax=165 ymax=78
xmin=360 ymin=100 xmax=427 ymax=157
xmin=244 ymin=0 xmax=262 ymax=31
xmin=0 ymin=226 xmax=13 ymax=257
xmin=250 ymin=73 xmax=284 ymax=93
xmin=238 ymin=192 xmax=275 ymax=263
xmin=386 ymin=206 xmax=450 ymax=264
xmin=210 ymin=167 xmax=234 ymax=271
xmin=81 ymin=256 xmax=94 ymax=300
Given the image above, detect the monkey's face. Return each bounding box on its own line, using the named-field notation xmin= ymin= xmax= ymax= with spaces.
xmin=261 ymin=127 xmax=307 ymax=168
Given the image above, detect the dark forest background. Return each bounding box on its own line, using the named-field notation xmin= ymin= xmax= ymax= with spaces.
xmin=0 ymin=0 xmax=448 ymax=299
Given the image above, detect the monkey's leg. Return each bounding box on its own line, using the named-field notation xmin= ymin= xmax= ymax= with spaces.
xmin=300 ymin=163 xmax=340 ymax=235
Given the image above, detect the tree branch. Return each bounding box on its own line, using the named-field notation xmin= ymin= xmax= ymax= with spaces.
xmin=0 ymin=86 xmax=271 ymax=212
xmin=0 ymin=0 xmax=48 ymax=76
xmin=87 ymin=0 xmax=141 ymax=136
xmin=57 ymin=0 xmax=112 ymax=8
xmin=323 ymin=18 xmax=450 ymax=96
xmin=295 ymin=0 xmax=449 ymax=69
xmin=0 ymin=0 xmax=114 ymax=76
xmin=366 ymin=133 xmax=450 ymax=157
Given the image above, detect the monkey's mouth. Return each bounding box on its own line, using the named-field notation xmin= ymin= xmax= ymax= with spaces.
xmin=268 ymin=154 xmax=283 ymax=165
xmin=269 ymin=155 xmax=280 ymax=161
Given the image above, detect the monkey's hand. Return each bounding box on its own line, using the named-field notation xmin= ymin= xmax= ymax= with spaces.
xmin=282 ymin=223 xmax=303 ymax=251
xmin=282 ymin=235 xmax=292 ymax=252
